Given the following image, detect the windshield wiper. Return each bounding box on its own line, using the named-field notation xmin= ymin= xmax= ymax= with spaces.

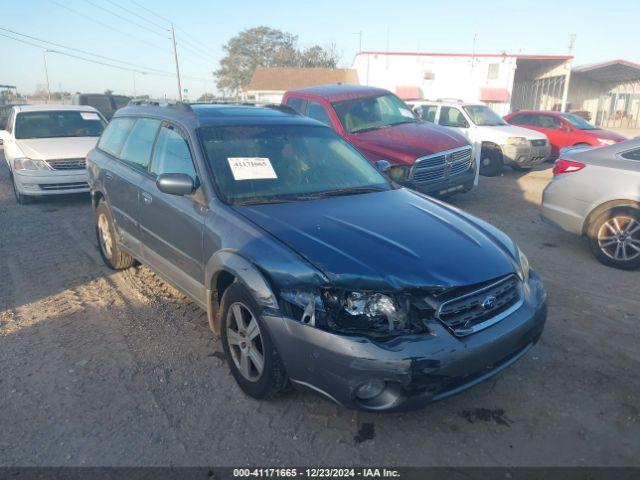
xmin=350 ymin=125 xmax=382 ymax=134
xmin=311 ymin=186 xmax=388 ymax=198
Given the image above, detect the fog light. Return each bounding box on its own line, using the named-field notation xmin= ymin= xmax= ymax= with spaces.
xmin=355 ymin=380 xmax=386 ymax=400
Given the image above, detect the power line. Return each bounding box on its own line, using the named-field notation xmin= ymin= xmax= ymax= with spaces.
xmin=84 ymin=0 xmax=169 ymax=40
xmin=49 ymin=0 xmax=167 ymax=53
xmin=0 ymin=31 xmax=211 ymax=82
xmin=126 ymin=0 xmax=216 ymax=58
xmin=175 ymin=26 xmax=216 ymax=57
xmin=0 ymin=26 xmax=171 ymax=75
xmin=104 ymin=0 xmax=168 ymax=31
xmin=129 ymin=0 xmax=171 ymax=24
xmin=0 ymin=32 xmax=155 ymax=75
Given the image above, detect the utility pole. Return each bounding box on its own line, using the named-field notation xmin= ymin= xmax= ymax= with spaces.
xmin=171 ymin=23 xmax=183 ymax=102
xmin=353 ymin=31 xmax=362 ymax=53
xmin=560 ymin=34 xmax=576 ymax=112
xmin=43 ymin=50 xmax=51 ymax=102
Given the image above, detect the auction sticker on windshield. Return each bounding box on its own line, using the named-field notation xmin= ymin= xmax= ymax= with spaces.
xmin=228 ymin=157 xmax=278 ymax=181
xmin=80 ymin=112 xmax=100 ymax=120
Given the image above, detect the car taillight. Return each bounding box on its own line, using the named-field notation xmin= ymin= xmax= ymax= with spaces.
xmin=553 ymin=158 xmax=586 ymax=174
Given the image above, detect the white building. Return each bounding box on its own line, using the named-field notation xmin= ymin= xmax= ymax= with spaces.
xmin=352 ymin=51 xmax=572 ymax=116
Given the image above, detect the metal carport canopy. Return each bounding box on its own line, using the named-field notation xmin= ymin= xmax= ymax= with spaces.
xmin=572 ymin=60 xmax=640 ymax=83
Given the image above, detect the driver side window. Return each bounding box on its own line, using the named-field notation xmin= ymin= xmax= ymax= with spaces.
xmin=150 ymin=125 xmax=197 ymax=181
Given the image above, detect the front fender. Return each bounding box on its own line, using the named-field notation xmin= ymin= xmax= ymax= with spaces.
xmin=205 ymin=249 xmax=279 ymax=334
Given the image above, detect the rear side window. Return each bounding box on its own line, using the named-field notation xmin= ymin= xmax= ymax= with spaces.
xmin=306 ymin=101 xmax=332 ymax=127
xmin=417 ymin=105 xmax=437 ymax=122
xmin=285 ymin=97 xmax=307 ymax=113
xmin=119 ymin=118 xmax=161 ymax=170
xmin=150 ymin=125 xmax=197 ymax=181
xmin=439 ymin=107 xmax=469 ymax=128
xmin=98 ymin=117 xmax=136 ymax=157
xmin=621 ymin=148 xmax=640 ymax=161
xmin=509 ymin=114 xmax=534 ymax=125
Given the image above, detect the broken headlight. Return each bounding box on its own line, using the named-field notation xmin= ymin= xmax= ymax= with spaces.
xmin=280 ymin=288 xmax=430 ymax=337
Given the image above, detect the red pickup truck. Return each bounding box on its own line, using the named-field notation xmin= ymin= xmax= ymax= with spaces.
xmin=282 ymin=85 xmax=474 ymax=197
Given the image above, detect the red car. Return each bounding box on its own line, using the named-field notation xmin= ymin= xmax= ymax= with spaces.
xmin=504 ymin=110 xmax=626 ymax=158
xmin=282 ymin=85 xmax=474 ymax=197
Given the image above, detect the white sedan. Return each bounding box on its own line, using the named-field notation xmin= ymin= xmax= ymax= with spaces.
xmin=0 ymin=104 xmax=107 ymax=204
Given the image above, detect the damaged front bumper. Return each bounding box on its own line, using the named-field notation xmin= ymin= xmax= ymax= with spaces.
xmin=264 ymin=270 xmax=547 ymax=412
xmin=502 ymin=143 xmax=550 ymax=167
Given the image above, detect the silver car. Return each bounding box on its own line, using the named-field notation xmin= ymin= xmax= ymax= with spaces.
xmin=542 ymin=139 xmax=640 ymax=270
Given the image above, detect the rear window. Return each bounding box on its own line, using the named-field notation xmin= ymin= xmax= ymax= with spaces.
xmin=14 ymin=110 xmax=106 ymax=139
xmin=98 ymin=117 xmax=136 ymax=157
xmin=306 ymin=101 xmax=332 ymax=127
xmin=285 ymin=97 xmax=307 ymax=114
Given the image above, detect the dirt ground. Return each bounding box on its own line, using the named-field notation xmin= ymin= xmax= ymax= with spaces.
xmin=0 ymin=153 xmax=638 ymax=467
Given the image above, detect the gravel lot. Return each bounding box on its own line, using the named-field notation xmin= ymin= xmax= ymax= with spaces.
xmin=0 ymin=152 xmax=638 ymax=467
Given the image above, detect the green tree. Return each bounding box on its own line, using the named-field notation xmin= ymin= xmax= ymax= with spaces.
xmin=215 ymin=26 xmax=340 ymax=96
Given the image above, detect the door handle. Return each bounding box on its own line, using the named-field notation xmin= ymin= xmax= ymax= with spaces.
xmin=104 ymin=171 xmax=113 ymax=180
xmin=141 ymin=192 xmax=153 ymax=205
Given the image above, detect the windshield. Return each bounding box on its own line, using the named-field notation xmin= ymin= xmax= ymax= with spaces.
xmin=463 ymin=105 xmax=507 ymax=126
xmin=332 ymin=94 xmax=417 ymax=134
xmin=200 ymin=125 xmax=390 ymax=205
xmin=15 ymin=110 xmax=106 ymax=139
xmin=560 ymin=113 xmax=597 ymax=130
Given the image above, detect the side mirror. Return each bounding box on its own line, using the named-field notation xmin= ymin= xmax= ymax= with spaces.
xmin=156 ymin=173 xmax=196 ymax=196
xmin=375 ymin=160 xmax=391 ymax=173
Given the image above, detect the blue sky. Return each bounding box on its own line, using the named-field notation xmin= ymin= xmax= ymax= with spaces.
xmin=1 ymin=0 xmax=638 ymax=99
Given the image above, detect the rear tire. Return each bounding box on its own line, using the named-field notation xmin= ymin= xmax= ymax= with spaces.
xmin=220 ymin=282 xmax=289 ymax=399
xmin=95 ymin=201 xmax=135 ymax=270
xmin=587 ymin=206 xmax=640 ymax=270
xmin=479 ymin=148 xmax=503 ymax=177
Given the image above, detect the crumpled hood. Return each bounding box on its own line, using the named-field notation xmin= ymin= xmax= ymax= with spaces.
xmin=348 ymin=122 xmax=469 ymax=165
xmin=234 ymin=189 xmax=518 ymax=291
xmin=15 ymin=137 xmax=99 ymax=160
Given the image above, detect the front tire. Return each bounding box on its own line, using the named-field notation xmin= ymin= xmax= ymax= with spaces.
xmin=479 ymin=148 xmax=503 ymax=177
xmin=588 ymin=206 xmax=640 ymax=270
xmin=220 ymin=282 xmax=289 ymax=399
xmin=95 ymin=201 xmax=135 ymax=270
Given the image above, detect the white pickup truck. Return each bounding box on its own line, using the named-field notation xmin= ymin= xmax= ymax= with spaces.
xmin=407 ymin=99 xmax=550 ymax=176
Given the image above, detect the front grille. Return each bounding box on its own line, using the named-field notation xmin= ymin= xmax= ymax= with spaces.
xmin=530 ymin=139 xmax=547 ymax=147
xmin=436 ymin=275 xmax=521 ymax=336
xmin=46 ymin=158 xmax=86 ymax=170
xmin=39 ymin=182 xmax=89 ymax=191
xmin=411 ymin=146 xmax=473 ymax=186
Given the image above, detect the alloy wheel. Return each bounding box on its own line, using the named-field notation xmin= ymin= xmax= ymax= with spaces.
xmin=226 ymin=302 xmax=265 ymax=382
xmin=97 ymin=213 xmax=113 ymax=259
xmin=597 ymin=216 xmax=640 ymax=262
